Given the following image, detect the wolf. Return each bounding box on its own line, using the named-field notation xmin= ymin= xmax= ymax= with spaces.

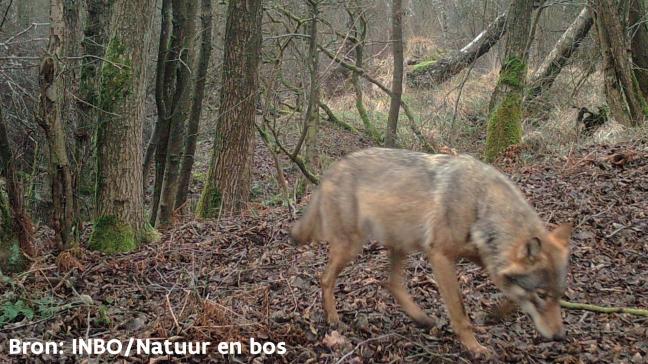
xmin=291 ymin=147 xmax=571 ymax=355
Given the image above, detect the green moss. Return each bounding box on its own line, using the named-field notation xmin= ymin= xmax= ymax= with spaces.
xmin=98 ymin=37 xmax=132 ymax=113
xmin=0 ymin=238 xmax=26 ymax=274
xmin=139 ymin=223 xmax=160 ymax=244
xmin=484 ymin=92 xmax=523 ymax=162
xmin=499 ymin=56 xmax=526 ymax=89
xmin=196 ymin=184 xmax=221 ymax=219
xmin=411 ymin=59 xmax=436 ymax=74
xmin=88 ymin=215 xmax=136 ymax=254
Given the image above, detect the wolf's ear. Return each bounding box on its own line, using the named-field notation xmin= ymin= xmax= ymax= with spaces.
xmin=550 ymin=223 xmax=572 ymax=248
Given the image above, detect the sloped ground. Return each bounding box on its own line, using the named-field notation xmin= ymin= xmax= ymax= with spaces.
xmin=1 ymin=142 xmax=646 ymax=363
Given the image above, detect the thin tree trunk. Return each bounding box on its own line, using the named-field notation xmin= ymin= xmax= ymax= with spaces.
xmin=484 ymin=0 xmax=534 ymax=162
xmin=175 ymin=0 xmax=213 ymax=209
xmin=348 ymin=5 xmax=381 ymax=143
xmin=38 ymin=0 xmax=77 ymax=249
xmin=385 ymin=0 xmax=404 ymax=147
xmin=407 ymin=13 xmax=507 ymax=88
xmin=148 ymin=0 xmax=173 ymax=224
xmin=196 ymin=0 xmax=262 ymax=217
xmin=592 ymin=0 xmax=646 ymax=126
xmin=629 ymin=0 xmax=648 ymax=96
xmin=77 ymin=0 xmax=111 ymax=206
xmin=303 ymin=0 xmax=320 ymax=172
xmin=526 ymin=7 xmax=593 ymax=102
xmin=91 ymin=0 xmax=155 ymax=252
xmin=157 ymin=0 xmax=197 ymax=226
xmin=0 ymin=105 xmax=35 ymax=268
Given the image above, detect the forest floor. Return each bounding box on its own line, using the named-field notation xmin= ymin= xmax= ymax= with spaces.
xmin=1 ymin=134 xmax=647 ymax=363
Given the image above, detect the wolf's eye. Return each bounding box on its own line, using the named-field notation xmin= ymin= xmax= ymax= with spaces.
xmin=536 ymin=290 xmax=548 ymax=300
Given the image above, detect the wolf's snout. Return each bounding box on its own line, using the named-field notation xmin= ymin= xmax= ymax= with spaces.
xmin=552 ymin=328 xmax=566 ymax=341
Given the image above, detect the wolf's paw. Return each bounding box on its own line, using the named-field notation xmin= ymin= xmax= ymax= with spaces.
xmin=467 ymin=343 xmax=492 ymax=360
xmin=413 ymin=315 xmax=436 ymax=329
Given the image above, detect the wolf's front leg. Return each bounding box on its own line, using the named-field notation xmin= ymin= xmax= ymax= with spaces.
xmin=429 ymin=252 xmax=489 ymax=356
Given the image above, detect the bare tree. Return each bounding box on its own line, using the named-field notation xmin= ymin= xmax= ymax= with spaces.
xmin=175 ymin=0 xmax=213 ymax=209
xmin=526 ymin=7 xmax=593 ymax=102
xmin=196 ymin=0 xmax=263 ymax=217
xmin=38 ymin=0 xmax=77 ymax=248
xmin=0 ymin=104 xmax=35 ymax=272
xmin=385 ymin=0 xmax=404 ymax=147
xmin=591 ymin=0 xmax=645 ymax=126
xmin=91 ymin=0 xmax=156 ymax=252
xmin=629 ymin=0 xmax=648 ymax=96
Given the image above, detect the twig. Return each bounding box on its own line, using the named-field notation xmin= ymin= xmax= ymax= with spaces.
xmin=560 ymin=300 xmax=648 ymax=317
xmin=336 ymin=334 xmax=395 ymax=364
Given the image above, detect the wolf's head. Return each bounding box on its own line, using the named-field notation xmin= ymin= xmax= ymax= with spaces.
xmin=497 ymin=223 xmax=572 ymax=340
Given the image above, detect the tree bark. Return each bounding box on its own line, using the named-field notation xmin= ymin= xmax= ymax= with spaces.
xmin=196 ymin=0 xmax=263 ymax=217
xmin=149 ymin=0 xmax=174 ymax=225
xmin=302 ymin=0 xmax=320 ymax=172
xmin=91 ymin=0 xmax=155 ymax=253
xmin=175 ymin=0 xmax=213 ymax=209
xmin=526 ymin=7 xmax=593 ymax=101
xmin=157 ymin=0 xmax=197 ymax=226
xmin=629 ymin=0 xmax=648 ymax=96
xmin=385 ymin=0 xmax=404 ymax=147
xmin=77 ymin=0 xmax=111 ymax=205
xmin=348 ymin=4 xmax=381 ymax=143
xmin=591 ymin=0 xmax=646 ymax=126
xmin=406 ymin=13 xmax=507 ymax=88
xmin=0 ymin=104 xmax=35 ymax=272
xmin=484 ymin=0 xmax=534 ymax=162
xmin=38 ymin=0 xmax=77 ymax=249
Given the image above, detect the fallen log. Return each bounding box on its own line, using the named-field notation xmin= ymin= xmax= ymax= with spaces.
xmin=406 ymin=13 xmax=507 ymax=88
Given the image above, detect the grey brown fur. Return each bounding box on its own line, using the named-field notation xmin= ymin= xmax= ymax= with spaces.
xmin=292 ymin=148 xmax=572 ymax=356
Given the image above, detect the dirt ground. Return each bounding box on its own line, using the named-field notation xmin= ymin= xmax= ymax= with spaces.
xmin=0 ymin=140 xmax=646 ymax=363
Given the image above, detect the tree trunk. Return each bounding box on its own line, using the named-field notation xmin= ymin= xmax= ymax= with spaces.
xmin=38 ymin=0 xmax=77 ymax=249
xmin=303 ymin=0 xmax=320 ymax=172
xmin=175 ymin=0 xmax=213 ymax=209
xmin=526 ymin=7 xmax=593 ymax=102
xmin=407 ymin=13 xmax=507 ymax=88
xmin=149 ymin=0 xmax=175 ymax=226
xmin=0 ymin=105 xmax=35 ymax=273
xmin=348 ymin=5 xmax=381 ymax=143
xmin=157 ymin=0 xmax=197 ymax=226
xmin=592 ymin=0 xmax=646 ymax=126
xmin=77 ymin=0 xmax=111 ymax=205
xmin=196 ymin=0 xmax=262 ymax=217
xmin=91 ymin=0 xmax=156 ymax=253
xmin=484 ymin=0 xmax=534 ymax=162
xmin=629 ymin=0 xmax=648 ymax=96
xmin=385 ymin=0 xmax=404 ymax=147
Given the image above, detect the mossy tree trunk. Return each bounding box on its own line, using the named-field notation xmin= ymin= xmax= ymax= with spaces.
xmin=591 ymin=0 xmax=646 ymax=126
xmin=157 ymin=0 xmax=197 ymax=227
xmin=629 ymin=0 xmax=648 ymax=96
xmin=196 ymin=0 xmax=262 ymax=217
xmin=0 ymin=105 xmax=35 ymax=273
xmin=91 ymin=0 xmax=156 ymax=253
xmin=175 ymin=0 xmax=213 ymax=209
xmin=38 ymin=0 xmax=77 ymax=249
xmin=385 ymin=0 xmax=404 ymax=147
xmin=484 ymin=0 xmax=534 ymax=162
xmin=76 ymin=0 xmax=111 ymax=206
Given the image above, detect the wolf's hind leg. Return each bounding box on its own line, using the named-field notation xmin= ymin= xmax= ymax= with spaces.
xmin=321 ymin=240 xmax=361 ymax=325
xmin=428 ymin=251 xmax=488 ymax=356
xmin=388 ymin=250 xmax=436 ymax=328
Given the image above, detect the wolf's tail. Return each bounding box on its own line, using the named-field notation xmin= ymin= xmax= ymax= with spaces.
xmin=290 ymin=191 xmax=320 ymax=245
